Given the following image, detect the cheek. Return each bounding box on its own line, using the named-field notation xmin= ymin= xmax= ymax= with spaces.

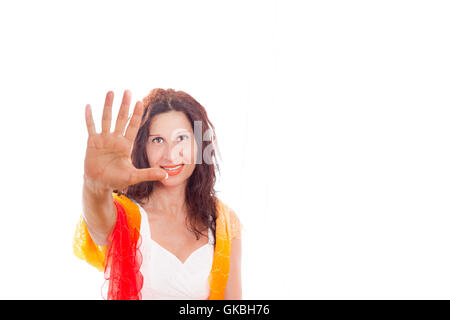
xmin=188 ymin=140 xmax=199 ymax=164
xmin=147 ymin=145 xmax=163 ymax=166
xmin=177 ymin=141 xmax=197 ymax=164
xmin=192 ymin=140 xmax=198 ymax=162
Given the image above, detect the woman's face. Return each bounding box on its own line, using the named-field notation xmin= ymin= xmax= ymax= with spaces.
xmin=146 ymin=111 xmax=198 ymax=187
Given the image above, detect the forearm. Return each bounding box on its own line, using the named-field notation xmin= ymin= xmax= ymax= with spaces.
xmin=82 ymin=176 xmax=117 ymax=246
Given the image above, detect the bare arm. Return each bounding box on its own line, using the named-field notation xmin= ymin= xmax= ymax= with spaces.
xmin=82 ymin=90 xmax=167 ymax=246
xmin=82 ymin=178 xmax=116 ymax=246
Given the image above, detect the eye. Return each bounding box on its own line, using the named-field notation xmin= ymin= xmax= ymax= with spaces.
xmin=177 ymin=134 xmax=189 ymax=142
xmin=151 ymin=137 xmax=164 ymax=144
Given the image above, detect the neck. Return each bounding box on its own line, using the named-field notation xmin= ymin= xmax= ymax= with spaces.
xmin=146 ymin=181 xmax=188 ymax=220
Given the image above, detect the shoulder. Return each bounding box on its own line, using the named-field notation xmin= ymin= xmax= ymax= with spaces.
xmin=215 ymin=197 xmax=239 ymax=220
xmin=215 ymin=198 xmax=242 ymax=240
xmin=112 ymin=192 xmax=137 ymax=209
xmin=112 ymin=192 xmax=141 ymax=230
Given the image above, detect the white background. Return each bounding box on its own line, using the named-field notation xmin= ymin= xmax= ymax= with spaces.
xmin=0 ymin=0 xmax=449 ymax=299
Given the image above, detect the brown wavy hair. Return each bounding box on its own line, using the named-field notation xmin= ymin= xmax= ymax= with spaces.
xmin=114 ymin=88 xmax=220 ymax=245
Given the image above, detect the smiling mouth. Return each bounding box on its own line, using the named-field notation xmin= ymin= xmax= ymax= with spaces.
xmin=161 ymin=164 xmax=184 ymax=171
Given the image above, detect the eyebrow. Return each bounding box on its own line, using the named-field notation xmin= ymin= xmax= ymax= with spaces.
xmin=149 ymin=130 xmax=190 ymax=137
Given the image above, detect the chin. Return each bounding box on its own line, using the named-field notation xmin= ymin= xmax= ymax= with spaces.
xmin=161 ymin=175 xmax=189 ymax=187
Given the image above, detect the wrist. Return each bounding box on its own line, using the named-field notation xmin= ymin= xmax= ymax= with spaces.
xmin=83 ymin=174 xmax=112 ymax=196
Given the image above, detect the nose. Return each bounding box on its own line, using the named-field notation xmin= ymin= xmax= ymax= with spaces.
xmin=162 ymin=141 xmax=185 ymax=164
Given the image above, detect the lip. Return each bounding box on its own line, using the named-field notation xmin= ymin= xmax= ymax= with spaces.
xmin=160 ymin=163 xmax=185 ymax=176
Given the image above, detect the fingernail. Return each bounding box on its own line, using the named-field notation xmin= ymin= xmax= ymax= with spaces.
xmin=165 ymin=173 xmax=169 ymax=180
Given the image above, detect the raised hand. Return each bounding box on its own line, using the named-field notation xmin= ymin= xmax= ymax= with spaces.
xmin=83 ymin=90 xmax=167 ymax=192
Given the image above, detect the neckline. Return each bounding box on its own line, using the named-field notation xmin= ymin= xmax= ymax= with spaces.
xmin=134 ymin=200 xmax=213 ymax=266
xmin=151 ymin=238 xmax=211 ymax=265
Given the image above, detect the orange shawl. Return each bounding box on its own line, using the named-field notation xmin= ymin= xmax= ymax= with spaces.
xmin=73 ymin=192 xmax=241 ymax=300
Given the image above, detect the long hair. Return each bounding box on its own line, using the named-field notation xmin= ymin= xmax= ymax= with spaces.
xmin=114 ymin=88 xmax=220 ymax=245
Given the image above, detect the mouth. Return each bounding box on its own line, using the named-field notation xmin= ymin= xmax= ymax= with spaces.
xmin=160 ymin=163 xmax=185 ymax=176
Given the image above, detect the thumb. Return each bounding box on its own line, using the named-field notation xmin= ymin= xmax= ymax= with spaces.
xmin=129 ymin=168 xmax=168 ymax=185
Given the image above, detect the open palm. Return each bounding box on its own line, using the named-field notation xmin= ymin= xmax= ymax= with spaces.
xmin=84 ymin=90 xmax=167 ymax=191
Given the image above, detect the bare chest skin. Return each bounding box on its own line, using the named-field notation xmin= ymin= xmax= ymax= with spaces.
xmin=140 ymin=204 xmax=210 ymax=264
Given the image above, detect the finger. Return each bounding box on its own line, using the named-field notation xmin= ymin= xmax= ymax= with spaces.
xmin=85 ymin=104 xmax=96 ymax=136
xmin=101 ymin=91 xmax=114 ymax=134
xmin=114 ymin=89 xmax=131 ymax=135
xmin=128 ymin=168 xmax=168 ymax=185
xmin=124 ymin=101 xmax=144 ymax=142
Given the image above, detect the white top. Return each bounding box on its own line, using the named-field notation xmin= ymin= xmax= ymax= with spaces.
xmin=133 ymin=200 xmax=214 ymax=300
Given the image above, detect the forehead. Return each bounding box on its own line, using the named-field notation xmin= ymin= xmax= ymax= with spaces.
xmin=149 ymin=111 xmax=193 ymax=135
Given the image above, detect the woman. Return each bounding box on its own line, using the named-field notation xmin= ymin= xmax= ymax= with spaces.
xmin=73 ymin=89 xmax=242 ymax=300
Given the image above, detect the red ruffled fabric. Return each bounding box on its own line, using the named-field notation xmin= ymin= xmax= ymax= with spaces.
xmin=102 ymin=199 xmax=143 ymax=300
